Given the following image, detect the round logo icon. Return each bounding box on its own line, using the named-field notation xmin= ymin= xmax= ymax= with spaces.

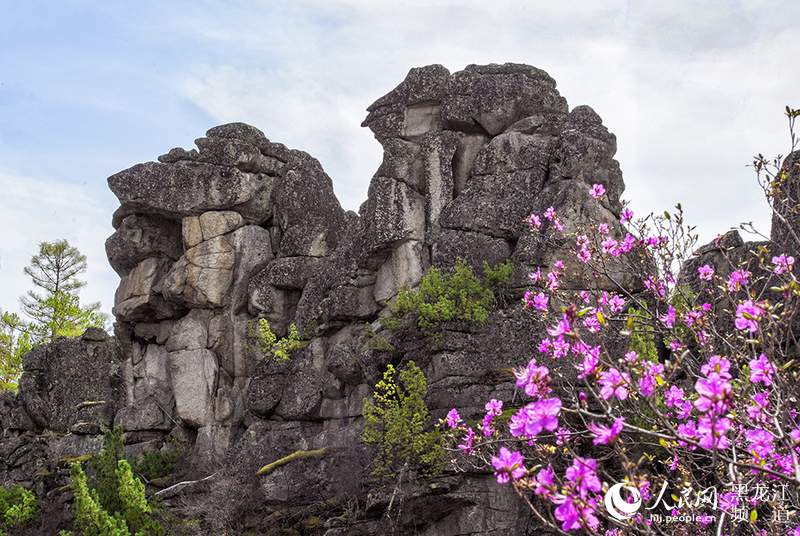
xmin=604 ymin=482 xmax=642 ymax=520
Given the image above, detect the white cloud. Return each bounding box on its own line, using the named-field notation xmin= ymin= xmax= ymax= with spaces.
xmin=174 ymin=1 xmax=800 ymax=246
xmin=0 ymin=171 xmax=117 ymax=318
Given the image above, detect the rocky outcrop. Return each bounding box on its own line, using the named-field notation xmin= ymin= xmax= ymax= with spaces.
xmin=1 ymin=63 xmax=632 ymax=535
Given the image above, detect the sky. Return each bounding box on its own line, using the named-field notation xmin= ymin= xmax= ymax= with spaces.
xmin=1 ymin=0 xmax=799 ymax=318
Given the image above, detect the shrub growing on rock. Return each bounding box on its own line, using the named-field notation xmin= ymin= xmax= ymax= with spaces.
xmin=362 ymin=361 xmax=443 ymax=479
xmin=391 ymin=259 xmax=513 ymax=336
xmin=0 ymin=484 xmax=37 ymax=535
xmin=251 ymin=318 xmax=307 ymax=362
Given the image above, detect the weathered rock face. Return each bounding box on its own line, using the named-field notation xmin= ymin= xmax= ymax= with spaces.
xmin=1 ymin=63 xmax=632 ymax=535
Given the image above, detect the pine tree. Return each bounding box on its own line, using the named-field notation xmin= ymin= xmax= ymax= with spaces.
xmin=0 ymin=312 xmax=31 ymax=392
xmin=19 ymin=240 xmax=105 ymax=342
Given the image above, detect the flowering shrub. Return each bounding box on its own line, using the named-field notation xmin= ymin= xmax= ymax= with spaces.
xmin=445 ymin=110 xmax=800 ymax=534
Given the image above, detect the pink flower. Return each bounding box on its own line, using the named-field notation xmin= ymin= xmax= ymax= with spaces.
xmin=532 ymin=292 xmax=548 ymax=311
xmin=660 ymin=305 xmax=676 ymax=328
xmin=664 ymin=385 xmax=685 ymax=408
xmin=577 ymin=352 xmax=599 ymax=379
xmin=638 ymin=362 xmax=664 ymax=397
xmin=749 ymin=354 xmax=776 ymax=386
xmin=544 ymin=206 xmax=556 ymax=221
xmin=527 ymin=213 xmax=542 ymax=230
xmin=599 ymin=368 xmax=631 ymax=400
xmin=553 ymin=219 xmax=565 ymax=232
xmin=701 ymin=355 xmax=732 ymax=378
xmin=772 ymin=254 xmax=795 ymax=275
xmin=727 ymin=268 xmax=751 ymax=291
xmin=445 ymin=408 xmax=461 ymax=428
xmin=735 ymin=300 xmax=763 ymax=333
xmin=620 ymin=207 xmax=634 ymax=223
xmin=588 ymin=417 xmax=624 ymax=445
xmin=491 ymin=447 xmax=526 ymax=483
xmin=694 ymin=373 xmax=732 ymax=415
xmin=528 ymin=268 xmax=542 ymax=282
xmin=547 ymin=314 xmax=572 ymax=337
xmin=577 ymin=246 xmax=592 ymax=263
xmin=607 ymin=294 xmax=626 ymax=313
xmin=509 ymin=398 xmax=562 ymax=437
xmin=457 ymin=427 xmax=475 ymax=453
xmin=697 ymin=415 xmax=731 ymax=450
xmin=565 ymin=457 xmax=602 ymax=498
xmin=590 ymin=183 xmax=606 ymax=198
xmin=485 ymin=399 xmax=503 ymax=416
xmin=597 ymin=223 xmax=609 ymax=234
xmin=534 ymin=465 xmax=554 ymax=497
xmin=698 ymin=264 xmax=714 ymax=281
xmin=514 ymin=359 xmax=551 ymax=399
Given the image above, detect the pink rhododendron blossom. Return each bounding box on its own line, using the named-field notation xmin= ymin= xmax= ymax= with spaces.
xmin=747 ymin=391 xmax=770 ymax=422
xmin=547 ymin=314 xmax=572 ymax=337
xmin=528 ymin=268 xmax=542 ymax=282
xmin=664 ymin=385 xmax=685 ymax=408
xmin=701 ymin=355 xmax=731 ymax=378
xmin=719 ymin=492 xmax=738 ymax=513
xmin=735 ymin=300 xmax=763 ymax=332
xmin=772 ymin=254 xmax=795 ymax=275
xmin=660 ymin=305 xmax=676 ymax=328
xmin=532 ymin=292 xmax=549 ymax=311
xmin=534 ymin=465 xmax=555 ymax=497
xmin=597 ymin=223 xmax=609 ymax=234
xmin=749 ymin=354 xmax=776 ymax=386
xmin=598 ymin=368 xmax=631 ymax=400
xmin=590 ymin=183 xmax=606 ymax=198
xmin=588 ymin=417 xmax=624 ymax=445
xmin=446 ymin=408 xmax=461 ymax=428
xmin=527 ymin=213 xmax=542 ymax=230
xmin=727 ymin=268 xmax=751 ymax=291
xmin=698 ymin=264 xmax=714 ymax=281
xmin=745 ymin=427 xmax=775 ymax=460
xmin=624 ymin=350 xmax=638 ymax=363
xmin=601 ymin=237 xmax=619 ymax=256
xmin=485 ymin=399 xmax=503 ymax=415
xmin=694 ymin=373 xmax=732 ymax=415
xmin=491 ymin=447 xmax=526 ymax=483
xmin=619 ymin=234 xmax=636 ymax=254
xmin=509 ymin=398 xmax=562 ymax=437
xmin=620 ymin=207 xmax=634 ymax=223
xmin=638 ymin=362 xmax=664 ymax=397
xmin=607 ymin=294 xmax=626 ymax=313
xmin=583 ymin=314 xmax=601 ymax=333
xmin=457 ymin=427 xmax=475 ymax=453
xmin=697 ymin=416 xmax=731 ymax=450
xmin=514 ymin=359 xmax=551 ymax=399
xmin=544 ymin=206 xmax=556 ymax=221
xmin=577 ymin=353 xmax=599 ymax=379
xmin=553 ymin=218 xmax=565 ymax=232
xmin=577 ymin=246 xmax=592 ymax=263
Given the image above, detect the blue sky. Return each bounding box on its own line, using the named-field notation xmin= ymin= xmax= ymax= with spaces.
xmin=1 ymin=0 xmax=799 ymax=317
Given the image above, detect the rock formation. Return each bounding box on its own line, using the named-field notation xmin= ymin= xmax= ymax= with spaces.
xmin=1 ymin=63 xmax=639 ymax=534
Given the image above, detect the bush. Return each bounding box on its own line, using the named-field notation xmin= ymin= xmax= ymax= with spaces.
xmin=392 ymin=259 xmax=512 ymax=336
xmin=0 ymin=484 xmax=37 ymax=535
xmin=66 ymin=427 xmax=165 ymax=536
xmin=251 ymin=318 xmax=307 ymax=362
xmin=131 ymin=440 xmax=184 ymax=482
xmin=362 ymin=361 xmax=443 ymax=479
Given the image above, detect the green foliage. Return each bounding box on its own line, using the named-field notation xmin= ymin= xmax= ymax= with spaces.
xmin=391 ymin=259 xmax=512 ymax=336
xmin=0 ymin=312 xmax=31 ymax=392
xmin=481 ymin=259 xmax=514 ymax=288
xmin=67 ymin=427 xmax=165 ymax=536
xmin=362 ymin=361 xmax=443 ymax=478
xmin=131 ymin=440 xmax=184 ymax=482
xmin=625 ymin=308 xmax=658 ymax=362
xmin=70 ymin=463 xmax=129 ymax=536
xmin=89 ymin=427 xmax=125 ymax=514
xmin=252 ymin=318 xmax=307 ymax=362
xmin=20 ymin=240 xmax=106 ymax=344
xmin=0 ymin=484 xmax=37 ymax=533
